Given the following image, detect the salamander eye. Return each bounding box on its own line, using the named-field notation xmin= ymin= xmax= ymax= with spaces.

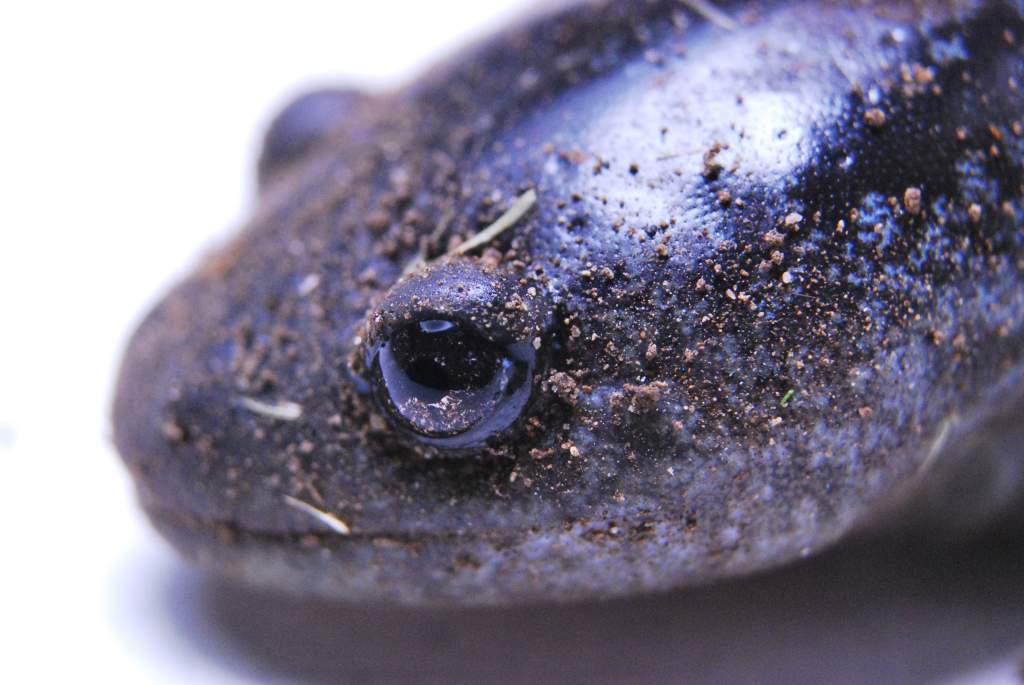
xmin=257 ymin=88 xmax=366 ymax=185
xmin=369 ymin=317 xmax=536 ymax=447
xmin=361 ymin=260 xmax=552 ymax=450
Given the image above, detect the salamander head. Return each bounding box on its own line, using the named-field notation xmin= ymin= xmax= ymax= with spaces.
xmin=113 ymin=0 xmax=1024 ymax=604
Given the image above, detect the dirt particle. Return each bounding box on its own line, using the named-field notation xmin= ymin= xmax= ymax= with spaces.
xmin=618 ymin=382 xmax=667 ymax=414
xmin=547 ymin=371 xmax=579 ymax=404
xmin=903 ymin=187 xmax=922 ymax=214
xmin=702 ymin=141 xmax=728 ymax=179
xmin=161 ymin=420 xmax=186 ymax=443
xmin=968 ymin=203 xmax=982 ymax=223
xmin=913 ymin=64 xmax=935 ymax=84
xmin=365 ymin=210 xmax=391 ymax=232
xmin=864 ymin=108 xmax=887 ymax=128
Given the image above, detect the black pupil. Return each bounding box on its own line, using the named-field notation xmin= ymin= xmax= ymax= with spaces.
xmin=371 ymin=318 xmax=536 ymax=446
xmin=393 ymin=320 xmax=499 ymax=392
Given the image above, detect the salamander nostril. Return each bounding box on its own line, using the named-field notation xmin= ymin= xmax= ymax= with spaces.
xmin=370 ymin=317 xmax=535 ymax=447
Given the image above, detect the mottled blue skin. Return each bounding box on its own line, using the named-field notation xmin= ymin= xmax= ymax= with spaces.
xmin=114 ymin=0 xmax=1024 ymax=604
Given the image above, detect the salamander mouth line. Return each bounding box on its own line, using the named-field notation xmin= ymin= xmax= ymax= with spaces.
xmin=144 ymin=502 xmax=725 ymax=548
xmin=147 ymin=504 xmax=469 ymax=545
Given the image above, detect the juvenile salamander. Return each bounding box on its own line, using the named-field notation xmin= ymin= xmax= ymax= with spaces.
xmin=113 ymin=0 xmax=1024 ymax=605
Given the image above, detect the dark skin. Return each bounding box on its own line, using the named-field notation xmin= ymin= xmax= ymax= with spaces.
xmin=113 ymin=0 xmax=1024 ymax=605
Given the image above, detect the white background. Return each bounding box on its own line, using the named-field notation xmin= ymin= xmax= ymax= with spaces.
xmin=2 ymin=2 xmax=1023 ymax=683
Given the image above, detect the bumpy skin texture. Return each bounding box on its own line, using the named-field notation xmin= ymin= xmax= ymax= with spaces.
xmin=114 ymin=0 xmax=1024 ymax=605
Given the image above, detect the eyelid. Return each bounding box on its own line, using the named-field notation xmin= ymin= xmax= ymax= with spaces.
xmin=362 ymin=258 xmax=553 ymax=357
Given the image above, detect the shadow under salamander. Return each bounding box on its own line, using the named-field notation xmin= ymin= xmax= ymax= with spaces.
xmin=142 ymin=533 xmax=1024 ymax=684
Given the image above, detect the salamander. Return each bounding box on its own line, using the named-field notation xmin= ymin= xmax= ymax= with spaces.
xmin=113 ymin=0 xmax=1024 ymax=605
